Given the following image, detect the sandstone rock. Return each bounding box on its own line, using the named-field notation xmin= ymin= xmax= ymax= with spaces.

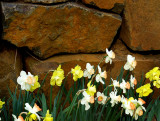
xmin=120 ymin=0 xmax=160 ymax=51
xmin=2 ymin=2 xmax=122 ymax=59
xmin=82 ymin=0 xmax=124 ymax=13
xmin=0 ymin=40 xmax=22 ymax=98
xmin=24 ymin=0 xmax=68 ymax=4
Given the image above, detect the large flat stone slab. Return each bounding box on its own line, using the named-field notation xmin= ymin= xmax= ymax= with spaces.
xmin=2 ymin=2 xmax=121 ymax=59
xmin=120 ymin=0 xmax=160 ymax=51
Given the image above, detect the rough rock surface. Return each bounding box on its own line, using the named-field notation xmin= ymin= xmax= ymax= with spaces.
xmin=24 ymin=0 xmax=68 ymax=4
xmin=2 ymin=2 xmax=122 ymax=59
xmin=0 ymin=40 xmax=22 ymax=98
xmin=82 ymin=0 xmax=124 ymax=13
xmin=120 ymin=0 xmax=160 ymax=51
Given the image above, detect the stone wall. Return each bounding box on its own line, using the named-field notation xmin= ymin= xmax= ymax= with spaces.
xmin=1 ymin=0 xmax=160 ymax=98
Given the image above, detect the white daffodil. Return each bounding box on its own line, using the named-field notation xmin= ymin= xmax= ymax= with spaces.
xmin=17 ymin=71 xmax=36 ymax=91
xmin=83 ymin=63 xmax=95 ymax=79
xmin=96 ymin=92 xmax=107 ymax=105
xmin=134 ymin=106 xmax=144 ymax=120
xmin=111 ymin=78 xmax=120 ymax=89
xmin=124 ymin=55 xmax=137 ymax=71
xmin=105 ymin=48 xmax=115 ymax=64
xmin=130 ymin=75 xmax=137 ymax=89
xmin=12 ymin=114 xmax=25 ymax=121
xmin=81 ymin=91 xmax=94 ymax=110
xmin=96 ymin=66 xmax=107 ymax=84
xmin=25 ymin=103 xmax=41 ymax=120
xmin=120 ymin=79 xmax=130 ymax=93
xmin=109 ymin=90 xmax=121 ymax=107
xmin=121 ymin=97 xmax=136 ymax=117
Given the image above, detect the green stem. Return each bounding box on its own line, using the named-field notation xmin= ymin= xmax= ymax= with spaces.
xmin=50 ymin=85 xmax=53 ymax=111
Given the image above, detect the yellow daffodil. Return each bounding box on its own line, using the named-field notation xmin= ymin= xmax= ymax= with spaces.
xmin=43 ymin=110 xmax=53 ymax=121
xmin=50 ymin=65 xmax=65 ymax=86
xmin=86 ymin=81 xmax=96 ymax=96
xmin=29 ymin=76 xmax=40 ymax=92
xmin=0 ymin=99 xmax=5 ymax=109
xmin=71 ymin=65 xmax=83 ymax=81
xmin=136 ymin=83 xmax=153 ymax=97
xmin=145 ymin=67 xmax=160 ymax=81
xmin=153 ymin=80 xmax=160 ymax=88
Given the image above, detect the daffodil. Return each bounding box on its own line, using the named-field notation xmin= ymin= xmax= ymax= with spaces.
xmin=136 ymin=83 xmax=153 ymax=97
xmin=96 ymin=66 xmax=107 ymax=84
xmin=130 ymin=75 xmax=137 ymax=89
xmin=0 ymin=99 xmax=5 ymax=110
xmin=124 ymin=55 xmax=137 ymax=71
xmin=111 ymin=78 xmax=120 ymax=89
xmin=153 ymin=80 xmax=160 ymax=88
xmin=145 ymin=67 xmax=160 ymax=81
xmin=28 ymin=75 xmax=40 ymax=92
xmin=86 ymin=81 xmax=96 ymax=96
xmin=17 ymin=71 xmax=38 ymax=91
xmin=120 ymin=79 xmax=130 ymax=93
xmin=81 ymin=91 xmax=94 ymax=110
xmin=50 ymin=65 xmax=65 ymax=86
xmin=96 ymin=92 xmax=107 ymax=105
xmin=43 ymin=110 xmax=53 ymax=121
xmin=12 ymin=114 xmax=25 ymax=121
xmin=25 ymin=103 xmax=41 ymax=121
xmin=105 ymin=48 xmax=115 ymax=64
xmin=71 ymin=65 xmax=83 ymax=81
xmin=109 ymin=90 xmax=121 ymax=107
xmin=83 ymin=63 xmax=94 ymax=79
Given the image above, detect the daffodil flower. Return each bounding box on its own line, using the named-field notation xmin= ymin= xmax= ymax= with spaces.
xmin=109 ymin=90 xmax=121 ymax=107
xmin=17 ymin=71 xmax=38 ymax=91
xmin=43 ymin=110 xmax=53 ymax=121
xmin=120 ymin=79 xmax=130 ymax=93
xmin=96 ymin=92 xmax=107 ymax=105
xmin=81 ymin=91 xmax=93 ymax=110
xmin=130 ymin=75 xmax=137 ymax=89
xmin=0 ymin=99 xmax=5 ymax=110
xmin=136 ymin=83 xmax=153 ymax=97
xmin=124 ymin=55 xmax=137 ymax=71
xmin=96 ymin=66 xmax=107 ymax=84
xmin=145 ymin=67 xmax=160 ymax=81
xmin=25 ymin=103 xmax=41 ymax=121
xmin=86 ymin=81 xmax=96 ymax=96
xmin=83 ymin=63 xmax=94 ymax=79
xmin=153 ymin=80 xmax=160 ymax=88
xmin=105 ymin=48 xmax=115 ymax=64
xmin=12 ymin=114 xmax=25 ymax=121
xmin=50 ymin=65 xmax=65 ymax=86
xmin=111 ymin=78 xmax=120 ymax=89
xmin=71 ymin=65 xmax=83 ymax=81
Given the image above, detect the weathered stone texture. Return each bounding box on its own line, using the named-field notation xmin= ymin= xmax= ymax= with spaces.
xmin=120 ymin=0 xmax=160 ymax=51
xmin=24 ymin=0 xmax=68 ymax=4
xmin=2 ymin=2 xmax=121 ymax=59
xmin=0 ymin=41 xmax=22 ymax=98
xmin=82 ymin=0 xmax=124 ymax=13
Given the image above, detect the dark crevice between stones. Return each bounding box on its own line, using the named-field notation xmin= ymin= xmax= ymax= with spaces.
xmin=23 ymin=46 xmax=106 ymax=61
xmin=109 ymin=26 xmax=122 ymax=50
xmin=78 ymin=0 xmax=124 ymax=15
xmin=0 ymin=2 xmax=2 ymax=41
xmin=120 ymin=38 xmax=160 ymax=55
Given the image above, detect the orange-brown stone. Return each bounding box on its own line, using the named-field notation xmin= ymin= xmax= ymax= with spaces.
xmin=82 ymin=0 xmax=124 ymax=13
xmin=120 ymin=0 xmax=160 ymax=51
xmin=2 ymin=2 xmax=121 ymax=59
xmin=0 ymin=40 xmax=23 ymax=98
